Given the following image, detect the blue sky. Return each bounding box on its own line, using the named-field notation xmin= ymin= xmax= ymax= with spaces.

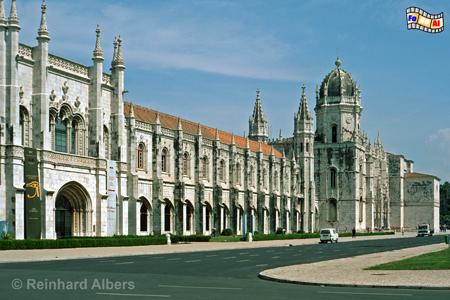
xmin=15 ymin=0 xmax=450 ymax=181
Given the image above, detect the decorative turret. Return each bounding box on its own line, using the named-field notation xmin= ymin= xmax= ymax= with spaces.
xmin=0 ymin=0 xmax=6 ymax=144
xmin=196 ymin=123 xmax=202 ymax=136
xmin=295 ymin=84 xmax=313 ymax=134
xmin=88 ymin=25 xmax=105 ymax=157
xmin=248 ymin=89 xmax=269 ymax=143
xmin=8 ymin=0 xmax=19 ymax=28
xmin=0 ymin=0 xmax=6 ymax=25
xmin=110 ymin=35 xmax=126 ymax=162
xmin=315 ymin=58 xmax=362 ymax=144
xmin=92 ymin=25 xmax=103 ymax=60
xmin=177 ymin=117 xmax=183 ymax=131
xmin=37 ymin=0 xmax=49 ymax=41
xmin=112 ymin=35 xmax=125 ymax=69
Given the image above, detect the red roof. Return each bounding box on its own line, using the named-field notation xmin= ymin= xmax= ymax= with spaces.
xmin=124 ymin=102 xmax=282 ymax=158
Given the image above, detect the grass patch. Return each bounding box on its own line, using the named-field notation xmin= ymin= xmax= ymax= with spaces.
xmin=367 ymin=247 xmax=450 ymax=270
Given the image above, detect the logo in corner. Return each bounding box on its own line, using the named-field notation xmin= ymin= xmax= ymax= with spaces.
xmin=406 ymin=7 xmax=444 ymax=33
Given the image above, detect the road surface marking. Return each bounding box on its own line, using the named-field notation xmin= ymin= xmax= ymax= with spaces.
xmin=238 ymin=252 xmax=249 ymax=255
xmin=206 ymin=254 xmax=218 ymax=257
xmin=159 ymin=284 xmax=242 ymax=290
xmin=236 ymin=259 xmax=250 ymax=262
xmin=96 ymin=292 xmax=171 ymax=298
xmin=115 ymin=261 xmax=134 ymax=265
xmin=256 ymin=264 xmax=268 ymax=267
xmin=184 ymin=259 xmax=201 ymax=263
xmin=224 ymin=256 xmax=236 ymax=259
xmin=167 ymin=258 xmax=181 ymax=261
xmin=318 ymin=291 xmax=412 ymax=297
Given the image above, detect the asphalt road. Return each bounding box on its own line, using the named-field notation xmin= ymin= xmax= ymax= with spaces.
xmin=0 ymin=236 xmax=448 ymax=300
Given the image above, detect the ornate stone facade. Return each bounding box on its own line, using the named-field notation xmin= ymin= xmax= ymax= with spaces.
xmin=0 ymin=1 xmax=440 ymax=239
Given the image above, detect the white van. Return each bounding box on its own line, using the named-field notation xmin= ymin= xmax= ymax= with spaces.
xmin=417 ymin=224 xmax=433 ymax=237
xmin=320 ymin=228 xmax=339 ymax=243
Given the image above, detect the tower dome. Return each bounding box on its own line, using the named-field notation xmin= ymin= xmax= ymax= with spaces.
xmin=319 ymin=58 xmax=356 ymax=98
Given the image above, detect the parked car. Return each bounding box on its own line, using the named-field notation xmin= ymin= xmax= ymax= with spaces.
xmin=320 ymin=228 xmax=339 ymax=243
xmin=417 ymin=224 xmax=434 ymax=237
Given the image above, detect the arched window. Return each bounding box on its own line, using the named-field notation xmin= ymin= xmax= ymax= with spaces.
xmin=274 ymin=171 xmax=279 ymax=190
xmin=249 ymin=165 xmax=254 ymax=187
xmin=219 ymin=159 xmax=226 ymax=182
xmin=263 ymin=168 xmax=268 ymax=189
xmin=306 ymin=142 xmax=310 ymax=153
xmin=328 ymin=198 xmax=337 ymax=221
xmin=235 ymin=163 xmax=241 ymax=185
xmin=359 ymin=196 xmax=364 ymax=222
xmin=201 ymin=156 xmax=209 ymax=179
xmin=55 ymin=118 xmax=68 ymax=153
xmin=161 ymin=148 xmax=168 ymax=173
xmin=140 ymin=200 xmax=150 ymax=232
xmin=205 ymin=203 xmax=212 ymax=231
xmin=300 ymin=142 xmax=303 ymax=153
xmin=331 ymin=125 xmax=337 ymax=143
xmin=164 ymin=200 xmax=174 ymax=232
xmin=186 ymin=201 xmax=194 ymax=232
xmin=330 ymin=168 xmax=337 ymax=188
xmin=71 ymin=120 xmax=77 ymax=154
xmin=183 ymin=152 xmax=190 ymax=177
xmin=19 ymin=106 xmax=30 ymax=147
xmin=104 ymin=126 xmax=110 ymax=160
xmin=137 ymin=143 xmax=145 ymax=169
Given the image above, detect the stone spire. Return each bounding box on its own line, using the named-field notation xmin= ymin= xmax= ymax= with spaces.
xmin=0 ymin=0 xmax=6 ymax=24
xmin=92 ymin=25 xmax=103 ymax=60
xmin=245 ymin=137 xmax=250 ymax=149
xmin=231 ymin=133 xmax=235 ymax=145
xmin=111 ymin=37 xmax=118 ymax=66
xmin=298 ymin=84 xmax=311 ymax=120
xmin=155 ymin=112 xmax=160 ymax=125
xmin=197 ymin=123 xmax=202 ymax=136
xmin=112 ymin=35 xmax=125 ymax=68
xmin=248 ymin=89 xmax=269 ymax=143
xmin=177 ymin=117 xmax=182 ymax=131
xmin=214 ymin=128 xmax=220 ymax=141
xmin=37 ymin=0 xmax=49 ymax=40
xmin=8 ymin=0 xmax=19 ymax=27
xmin=129 ymin=103 xmax=135 ymax=119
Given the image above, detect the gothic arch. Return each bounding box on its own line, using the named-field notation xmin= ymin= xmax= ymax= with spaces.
xmin=49 ymin=104 xmax=86 ymax=155
xmin=54 ymin=181 xmax=92 ymax=238
xmin=19 ymin=105 xmax=30 ymax=147
xmin=328 ymin=198 xmax=337 ymax=222
xmin=138 ymin=197 xmax=152 ymax=234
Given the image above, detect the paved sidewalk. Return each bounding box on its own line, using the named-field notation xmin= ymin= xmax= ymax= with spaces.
xmin=0 ymin=232 xmax=417 ymax=263
xmin=260 ymin=243 xmax=450 ymax=289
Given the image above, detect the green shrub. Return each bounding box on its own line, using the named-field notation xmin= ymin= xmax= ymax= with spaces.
xmin=221 ymin=228 xmax=233 ymax=236
xmin=1 ymin=232 xmax=13 ymax=240
xmin=339 ymin=231 xmax=395 ymax=237
xmin=171 ymin=235 xmax=211 ymax=243
xmin=276 ymin=227 xmax=285 ymax=234
xmin=0 ymin=235 xmax=167 ymax=250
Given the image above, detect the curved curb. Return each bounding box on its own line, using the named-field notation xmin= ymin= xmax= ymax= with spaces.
xmin=258 ymin=272 xmax=450 ymax=291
